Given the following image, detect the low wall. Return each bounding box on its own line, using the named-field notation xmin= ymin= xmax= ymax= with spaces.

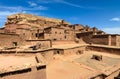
xmin=25 ymin=40 xmax=52 ymax=48
xmin=0 ymin=65 xmax=46 ymax=79
xmin=87 ymin=46 xmax=120 ymax=55
xmin=105 ymin=69 xmax=120 ymax=79
xmin=63 ymin=46 xmax=86 ymax=55
xmin=53 ymin=46 xmax=86 ymax=55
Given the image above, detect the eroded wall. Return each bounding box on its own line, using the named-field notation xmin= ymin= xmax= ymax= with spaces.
xmin=0 ymin=33 xmax=24 ymax=47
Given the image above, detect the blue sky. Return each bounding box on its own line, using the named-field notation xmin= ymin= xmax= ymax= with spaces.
xmin=0 ymin=0 xmax=120 ymax=34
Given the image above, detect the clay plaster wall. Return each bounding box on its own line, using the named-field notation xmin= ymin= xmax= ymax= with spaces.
xmin=116 ymin=36 xmax=120 ymax=46
xmin=63 ymin=46 xmax=86 ymax=55
xmin=111 ymin=35 xmax=117 ymax=46
xmin=0 ymin=33 xmax=24 ymax=47
xmin=76 ymin=32 xmax=93 ymax=43
xmin=0 ymin=66 xmax=46 ymax=79
xmin=44 ymin=27 xmax=74 ymax=40
xmin=25 ymin=40 xmax=51 ymax=48
xmin=39 ymin=50 xmax=54 ymax=63
xmin=105 ymin=69 xmax=120 ymax=79
xmin=87 ymin=46 xmax=120 ymax=55
xmin=92 ymin=35 xmax=109 ymax=45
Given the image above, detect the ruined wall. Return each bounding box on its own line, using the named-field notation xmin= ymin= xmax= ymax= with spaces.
xmin=63 ymin=46 xmax=86 ymax=55
xmin=87 ymin=46 xmax=120 ymax=55
xmin=52 ymin=40 xmax=76 ymax=45
xmin=76 ymin=32 xmax=93 ymax=43
xmin=39 ymin=50 xmax=54 ymax=63
xmin=0 ymin=65 xmax=46 ymax=79
xmin=116 ymin=36 xmax=120 ymax=46
xmin=92 ymin=35 xmax=109 ymax=45
xmin=44 ymin=27 xmax=74 ymax=41
xmin=105 ymin=69 xmax=120 ymax=79
xmin=0 ymin=33 xmax=24 ymax=48
xmin=111 ymin=35 xmax=116 ymax=46
xmin=25 ymin=40 xmax=51 ymax=48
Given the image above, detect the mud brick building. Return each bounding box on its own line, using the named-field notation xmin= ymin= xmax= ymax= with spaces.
xmin=0 ymin=13 xmax=120 ymax=48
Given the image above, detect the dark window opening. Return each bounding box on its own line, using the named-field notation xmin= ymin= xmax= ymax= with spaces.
xmin=57 ymin=51 xmax=60 ymax=54
xmin=23 ymin=33 xmax=25 ymax=35
xmin=13 ymin=42 xmax=17 ymax=47
xmin=55 ymin=32 xmax=57 ymax=34
xmin=35 ymin=33 xmax=38 ymax=37
xmin=64 ymin=36 xmax=66 ymax=39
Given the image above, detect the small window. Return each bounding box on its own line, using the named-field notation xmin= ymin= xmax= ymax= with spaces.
xmin=55 ymin=32 xmax=57 ymax=34
xmin=35 ymin=33 xmax=37 ymax=37
xmin=13 ymin=42 xmax=17 ymax=47
xmin=64 ymin=36 xmax=66 ymax=39
xmin=23 ymin=33 xmax=25 ymax=35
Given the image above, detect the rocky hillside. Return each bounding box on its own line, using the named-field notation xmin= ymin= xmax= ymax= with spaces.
xmin=5 ymin=13 xmax=70 ymax=28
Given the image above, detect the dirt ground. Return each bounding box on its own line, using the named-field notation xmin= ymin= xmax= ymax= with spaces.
xmin=46 ymin=51 xmax=120 ymax=79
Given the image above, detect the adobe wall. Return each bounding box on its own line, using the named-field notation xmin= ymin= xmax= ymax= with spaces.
xmin=39 ymin=50 xmax=54 ymax=63
xmin=63 ymin=46 xmax=86 ymax=55
xmin=52 ymin=40 xmax=76 ymax=45
xmin=0 ymin=33 xmax=24 ymax=48
xmin=87 ymin=46 xmax=120 ymax=55
xmin=111 ymin=35 xmax=116 ymax=46
xmin=25 ymin=40 xmax=51 ymax=48
xmin=16 ymin=29 xmax=32 ymax=40
xmin=0 ymin=65 xmax=46 ymax=79
xmin=92 ymin=35 xmax=109 ymax=45
xmin=105 ymin=69 xmax=120 ymax=79
xmin=44 ymin=27 xmax=74 ymax=41
xmin=116 ymin=36 xmax=120 ymax=46
xmin=76 ymin=32 xmax=93 ymax=43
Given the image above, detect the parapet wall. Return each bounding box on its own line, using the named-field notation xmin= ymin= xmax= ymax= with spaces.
xmin=87 ymin=45 xmax=120 ymax=55
xmin=0 ymin=65 xmax=46 ymax=79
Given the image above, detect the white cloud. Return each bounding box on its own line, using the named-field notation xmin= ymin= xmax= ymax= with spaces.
xmin=102 ymin=27 xmax=120 ymax=34
xmin=28 ymin=1 xmax=37 ymax=6
xmin=0 ymin=5 xmax=47 ymax=12
xmin=110 ymin=17 xmax=120 ymax=22
xmin=38 ymin=0 xmax=99 ymax=9
xmin=39 ymin=0 xmax=84 ymax=8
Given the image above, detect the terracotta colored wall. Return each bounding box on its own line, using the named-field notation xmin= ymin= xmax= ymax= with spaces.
xmin=87 ymin=46 xmax=120 ymax=55
xmin=44 ymin=27 xmax=74 ymax=41
xmin=0 ymin=66 xmax=46 ymax=79
xmin=116 ymin=36 xmax=120 ymax=46
xmin=105 ymin=69 xmax=120 ymax=79
xmin=92 ymin=35 xmax=109 ymax=45
xmin=39 ymin=50 xmax=54 ymax=63
xmin=63 ymin=46 xmax=86 ymax=55
xmin=25 ymin=40 xmax=51 ymax=48
xmin=0 ymin=33 xmax=24 ymax=47
xmin=111 ymin=35 xmax=116 ymax=46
